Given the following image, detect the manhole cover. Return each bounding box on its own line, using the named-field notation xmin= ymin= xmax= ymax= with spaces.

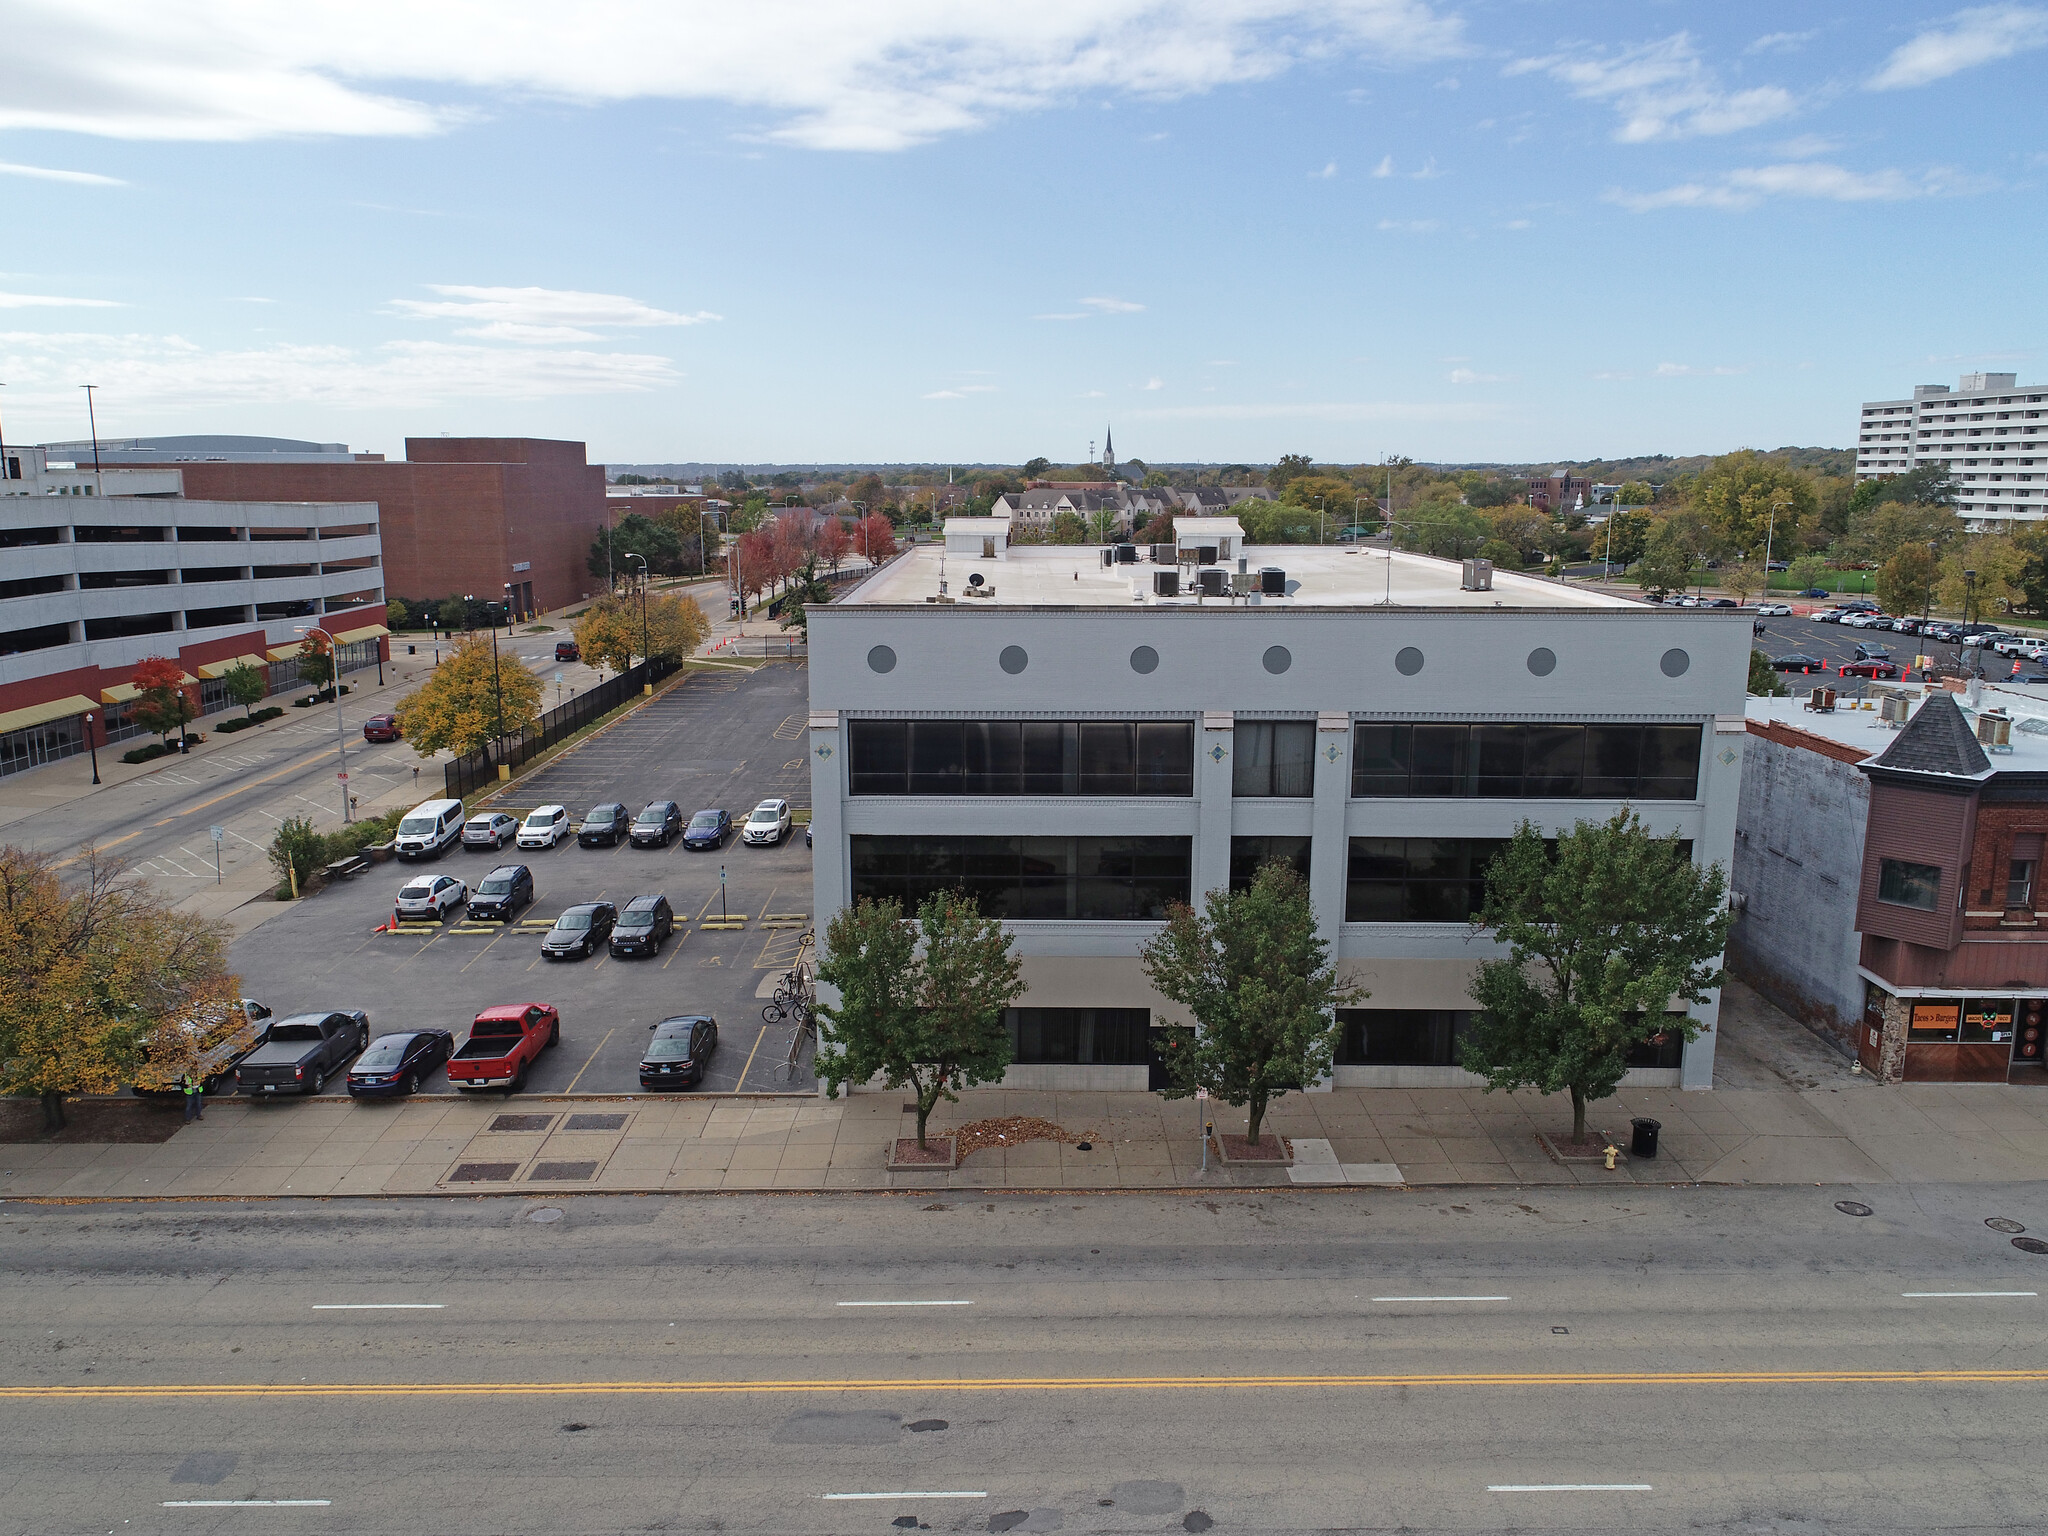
xmin=565 ymin=1113 xmax=627 ymax=1131
xmin=449 ymin=1162 xmax=519 ymax=1182
xmin=2014 ymin=1236 xmax=2048 ymax=1255
xmin=1834 ymin=1200 xmax=1874 ymax=1217
xmin=490 ymin=1114 xmax=555 ymax=1132
xmin=529 ymin=1161 xmax=598 ymax=1181
xmin=1987 ymin=1217 xmax=2028 ymax=1234
xmin=526 ymin=1206 xmax=564 ymax=1224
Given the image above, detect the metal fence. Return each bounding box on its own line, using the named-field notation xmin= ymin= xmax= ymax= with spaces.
xmin=442 ymin=655 xmax=678 ymax=800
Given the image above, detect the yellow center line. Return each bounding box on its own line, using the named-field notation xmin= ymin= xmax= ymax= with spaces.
xmin=561 ymin=1027 xmax=615 ymax=1094
xmin=4 ymin=1369 xmax=2046 ymax=1401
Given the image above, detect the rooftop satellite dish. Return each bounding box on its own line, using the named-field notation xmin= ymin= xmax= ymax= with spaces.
xmin=968 ymin=572 xmax=985 ymax=588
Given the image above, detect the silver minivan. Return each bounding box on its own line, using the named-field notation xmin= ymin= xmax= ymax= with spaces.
xmin=393 ymin=798 xmax=465 ymax=861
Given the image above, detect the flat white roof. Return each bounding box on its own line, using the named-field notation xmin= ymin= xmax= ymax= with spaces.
xmin=1747 ymin=683 xmax=2048 ymax=771
xmin=943 ymin=516 xmax=1012 ymax=534
xmin=845 ymin=542 xmax=1645 ymax=610
xmin=1175 ymin=517 xmax=1245 ymax=539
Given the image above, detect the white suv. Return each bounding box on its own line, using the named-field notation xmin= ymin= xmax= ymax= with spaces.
xmin=394 ymin=874 xmax=468 ymax=923
xmin=516 ymin=805 xmax=572 ymax=849
xmin=741 ymin=799 xmax=792 ymax=846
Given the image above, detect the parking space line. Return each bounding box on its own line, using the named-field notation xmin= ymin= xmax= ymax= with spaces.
xmin=661 ymin=929 xmax=691 ymax=969
xmin=459 ymin=926 xmax=509 ymax=972
xmin=562 ymin=1027 xmax=614 ymax=1094
xmin=736 ymin=1022 xmax=768 ymax=1091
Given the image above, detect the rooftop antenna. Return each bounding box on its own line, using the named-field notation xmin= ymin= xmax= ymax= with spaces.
xmin=80 ymin=384 xmax=104 ymax=497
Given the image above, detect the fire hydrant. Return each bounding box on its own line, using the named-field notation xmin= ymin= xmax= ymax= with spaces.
xmin=1603 ymin=1143 xmax=1620 ymax=1170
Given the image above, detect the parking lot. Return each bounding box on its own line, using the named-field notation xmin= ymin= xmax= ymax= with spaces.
xmin=1753 ymin=610 xmax=2048 ymax=686
xmin=223 ymin=661 xmax=821 ymax=1101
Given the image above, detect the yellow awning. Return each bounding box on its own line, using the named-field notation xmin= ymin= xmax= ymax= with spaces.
xmin=102 ymin=671 xmax=197 ymax=704
xmin=0 ymin=694 xmax=97 ymax=734
xmin=266 ymin=646 xmax=299 ymax=662
xmin=331 ymin=623 xmax=389 ymax=646
xmin=197 ymin=653 xmax=268 ymax=679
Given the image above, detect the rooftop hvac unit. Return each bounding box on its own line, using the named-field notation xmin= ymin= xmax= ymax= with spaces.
xmin=1461 ymin=557 xmax=1494 ymax=591
xmin=1237 ymin=557 xmax=1249 ymax=575
xmin=1115 ymin=543 xmax=1138 ymax=564
xmin=1198 ymin=568 xmax=1226 ymax=597
xmin=1230 ymin=571 xmax=1253 ymax=596
xmin=1150 ymin=543 xmax=1174 ymax=564
xmin=1260 ymin=567 xmax=1285 ymax=595
xmin=1880 ymin=694 xmax=1908 ymax=725
xmin=1153 ymin=569 xmax=1179 ymax=597
xmin=1101 ymin=548 xmax=1115 ymax=568
xmin=1978 ymin=711 xmax=2014 ymax=752
xmin=1807 ymin=685 xmax=1836 ymax=713
xmin=1196 ymin=545 xmax=1219 ymax=566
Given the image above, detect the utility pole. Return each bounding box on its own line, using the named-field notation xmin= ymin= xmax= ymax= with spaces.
xmin=80 ymin=384 xmax=104 ymax=497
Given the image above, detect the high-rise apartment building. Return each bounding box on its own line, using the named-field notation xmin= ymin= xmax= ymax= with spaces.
xmin=1856 ymin=372 xmax=2048 ymax=529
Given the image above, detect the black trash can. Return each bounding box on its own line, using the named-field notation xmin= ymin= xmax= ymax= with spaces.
xmin=1630 ymin=1117 xmax=1661 ymax=1159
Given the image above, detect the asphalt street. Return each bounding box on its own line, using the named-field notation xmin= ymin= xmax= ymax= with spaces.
xmin=3 ymin=626 xmax=612 ymax=888
xmin=5 ymin=1184 xmax=2047 ymax=1534
xmin=223 ymin=661 xmax=819 ymax=1098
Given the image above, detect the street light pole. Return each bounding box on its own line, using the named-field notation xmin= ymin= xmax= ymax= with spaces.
xmin=82 ymin=711 xmax=100 ymax=784
xmin=626 ymin=553 xmax=649 ymax=664
xmin=296 ymin=624 xmax=350 ymax=822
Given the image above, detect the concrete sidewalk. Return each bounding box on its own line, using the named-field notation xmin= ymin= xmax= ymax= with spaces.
xmin=7 ymin=982 xmax=2047 ymax=1197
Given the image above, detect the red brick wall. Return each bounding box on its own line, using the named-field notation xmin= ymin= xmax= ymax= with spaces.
xmin=1962 ymin=799 xmax=2048 ymax=927
xmin=175 ymin=438 xmax=606 ymax=614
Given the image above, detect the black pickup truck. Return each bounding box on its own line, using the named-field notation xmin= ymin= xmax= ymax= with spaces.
xmin=233 ymin=1011 xmax=370 ymax=1097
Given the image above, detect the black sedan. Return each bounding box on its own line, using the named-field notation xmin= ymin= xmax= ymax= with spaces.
xmin=347 ymin=1030 xmax=454 ymax=1098
xmin=640 ymin=1014 xmax=717 ymax=1089
xmin=682 ymin=808 xmax=731 ymax=850
xmin=1771 ymin=653 xmax=1827 ymax=673
xmin=543 ymin=901 xmax=616 ymax=960
xmin=630 ymin=800 xmax=683 ymax=848
xmin=577 ymin=803 xmax=630 ymax=847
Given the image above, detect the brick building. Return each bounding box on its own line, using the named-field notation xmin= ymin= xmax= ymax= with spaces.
xmin=1734 ymin=685 xmax=2048 ymax=1084
xmin=174 ymin=438 xmax=607 ymax=619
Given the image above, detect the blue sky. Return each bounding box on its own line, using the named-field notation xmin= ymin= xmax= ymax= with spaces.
xmin=1 ymin=1 xmax=2043 ymax=467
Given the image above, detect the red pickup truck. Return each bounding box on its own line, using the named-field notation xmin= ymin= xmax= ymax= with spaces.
xmin=445 ymin=1003 xmax=559 ymax=1094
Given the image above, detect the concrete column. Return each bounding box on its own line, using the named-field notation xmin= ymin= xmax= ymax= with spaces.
xmin=1304 ymin=712 xmax=1352 ymax=1092
xmin=1196 ymin=711 xmax=1234 ymax=902
xmin=1683 ymin=719 xmax=1746 ymax=1090
xmin=808 ymin=709 xmax=845 ymax=1100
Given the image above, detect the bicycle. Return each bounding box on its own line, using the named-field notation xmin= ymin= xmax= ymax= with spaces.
xmin=771 ymin=1015 xmax=817 ymax=1081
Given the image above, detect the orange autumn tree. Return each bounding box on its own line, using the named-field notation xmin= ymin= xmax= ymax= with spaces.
xmin=128 ymin=656 xmax=196 ymax=751
xmin=0 ymin=848 xmax=239 ymax=1130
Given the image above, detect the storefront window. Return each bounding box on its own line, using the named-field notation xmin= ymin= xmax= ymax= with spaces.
xmin=1961 ymin=999 xmax=2015 ymax=1044
xmin=1908 ymin=1001 xmax=1960 ymax=1041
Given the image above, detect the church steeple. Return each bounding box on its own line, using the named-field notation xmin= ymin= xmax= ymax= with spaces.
xmin=1102 ymin=425 xmax=1115 ymax=475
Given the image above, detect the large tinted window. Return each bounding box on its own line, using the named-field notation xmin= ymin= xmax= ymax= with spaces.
xmin=1230 ymin=836 xmax=1313 ymax=892
xmin=1233 ymin=721 xmax=1316 ymax=797
xmin=1351 ymin=723 xmax=1701 ymax=800
xmin=1005 ymin=1008 xmax=1151 ymax=1064
xmin=850 ymin=836 xmax=1192 ymax=919
xmin=1345 ymin=839 xmax=1510 ymax=923
xmin=1337 ymin=1009 xmax=1473 ymax=1065
xmin=849 ymin=720 xmax=1192 ymax=796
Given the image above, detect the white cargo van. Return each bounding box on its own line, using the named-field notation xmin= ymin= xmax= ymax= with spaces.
xmin=393 ymin=798 xmax=464 ymax=861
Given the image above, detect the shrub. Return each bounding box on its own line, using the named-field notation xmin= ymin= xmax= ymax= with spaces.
xmin=250 ymin=706 xmax=284 ymax=724
xmin=121 ymin=743 xmax=170 ymax=765
xmin=216 ymin=718 xmax=253 ymax=734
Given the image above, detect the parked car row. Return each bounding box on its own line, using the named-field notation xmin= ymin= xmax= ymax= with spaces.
xmin=148 ymin=999 xmax=724 ymax=1100
xmin=390 ymin=868 xmax=687 ymax=961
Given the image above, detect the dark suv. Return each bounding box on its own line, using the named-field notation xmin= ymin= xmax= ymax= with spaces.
xmin=577 ymin=803 xmax=630 ymax=847
xmin=468 ymin=864 xmax=534 ymax=922
xmin=630 ymin=800 xmax=683 ymax=848
xmin=609 ymin=894 xmax=674 ymax=958
xmin=542 ymin=901 xmax=616 ymax=960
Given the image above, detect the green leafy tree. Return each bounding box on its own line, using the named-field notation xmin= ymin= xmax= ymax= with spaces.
xmin=1265 ymin=453 xmax=1315 ymax=491
xmin=2012 ymin=523 xmax=2048 ymax=616
xmin=1632 ymin=518 xmax=1698 ymax=596
xmin=386 ymin=597 xmax=412 ymax=631
xmin=1719 ymin=562 xmax=1764 ymax=604
xmin=1786 ymin=552 xmax=1831 ymax=592
xmin=1689 ymin=451 xmax=1819 ymax=560
xmin=268 ymin=815 xmax=325 ymax=895
xmin=1279 ymin=474 xmax=1362 ymax=538
xmin=1020 ymin=457 xmax=1051 ymax=480
xmin=1049 ymin=510 xmax=1088 ymax=544
xmin=1844 ymin=500 xmax=1962 ymax=568
xmin=1396 ymin=502 xmax=1492 ymax=560
xmin=1877 ymin=544 xmax=1939 ymax=619
xmin=1617 ymin=480 xmax=1655 ymax=506
xmin=1461 ymin=813 xmax=1730 ymax=1143
xmin=221 ymin=661 xmax=268 ymax=721
xmin=779 ymin=558 xmax=834 ymax=635
xmin=1599 ymin=509 xmax=1652 ymax=569
xmin=588 ymin=511 xmax=684 ymax=585
xmin=814 ymin=892 xmax=1024 ymax=1150
xmin=1086 ymin=504 xmax=1121 ymax=543
xmin=393 ymin=635 xmax=545 ymax=758
xmin=1138 ymin=861 xmax=1360 ymax=1148
xmin=1477 ymin=538 xmax=1523 ymax=570
xmin=1749 ymin=649 xmax=1788 ymax=697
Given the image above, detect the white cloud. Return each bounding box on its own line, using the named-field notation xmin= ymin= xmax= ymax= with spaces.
xmin=1870 ymin=5 xmax=2048 ymax=88
xmin=924 ymin=383 xmax=997 ymax=399
xmin=1077 ymin=389 xmax=1107 ymax=398
xmin=1034 ymin=312 xmax=1089 ymax=321
xmin=0 ymin=160 xmax=125 ymax=186
xmin=0 ymin=330 xmax=679 ymax=413
xmin=1409 ymin=156 xmax=1440 ymax=178
xmin=1610 ymin=160 xmax=1962 ymax=211
xmin=1311 ymin=160 xmax=1337 ymax=178
xmin=1143 ymin=377 xmax=1164 ymax=390
xmin=1377 ymin=218 xmax=1439 ymax=232
xmin=1747 ymin=30 xmax=1817 ymax=54
xmin=922 ymin=389 xmax=967 ymax=400
xmin=1132 ymin=400 xmax=1496 ymax=423
xmin=1508 ymin=33 xmax=1795 ymax=142
xmin=1081 ymin=295 xmax=1144 ymax=313
xmin=1372 ymin=153 xmax=1395 ymax=177
xmin=1448 ymin=367 xmax=1506 ymax=384
xmin=0 ymin=291 xmax=122 ymax=309
xmin=0 ymin=1 xmax=1467 ymax=152
xmin=1653 ymin=361 xmax=1747 ymax=377
xmin=387 ymin=284 xmax=717 ymax=341
xmin=1774 ymin=133 xmax=1842 ymax=158
xmin=232 ymin=296 xmax=278 ymax=305
xmin=1504 ymin=218 xmax=1532 ymax=229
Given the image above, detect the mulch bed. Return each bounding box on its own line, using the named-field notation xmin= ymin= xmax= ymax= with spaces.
xmin=0 ymin=1097 xmax=186 ymax=1145
xmin=889 ymin=1136 xmax=958 ymax=1169
xmin=953 ymin=1116 xmax=1097 ymax=1161
xmin=1539 ymin=1130 xmax=1619 ymax=1163
xmin=1215 ymin=1133 xmax=1292 ymax=1163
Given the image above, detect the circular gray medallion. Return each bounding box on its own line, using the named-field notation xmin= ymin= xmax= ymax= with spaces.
xmin=1395 ymin=646 xmax=1424 ymax=676
xmin=1262 ymin=645 xmax=1291 ymax=675
xmin=1526 ymin=647 xmax=1556 ymax=677
xmin=1129 ymin=645 xmax=1159 ymax=675
xmin=999 ymin=644 xmax=1029 ymax=675
xmin=866 ymin=644 xmax=896 ymax=674
xmin=1660 ymin=647 xmax=1690 ymax=678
